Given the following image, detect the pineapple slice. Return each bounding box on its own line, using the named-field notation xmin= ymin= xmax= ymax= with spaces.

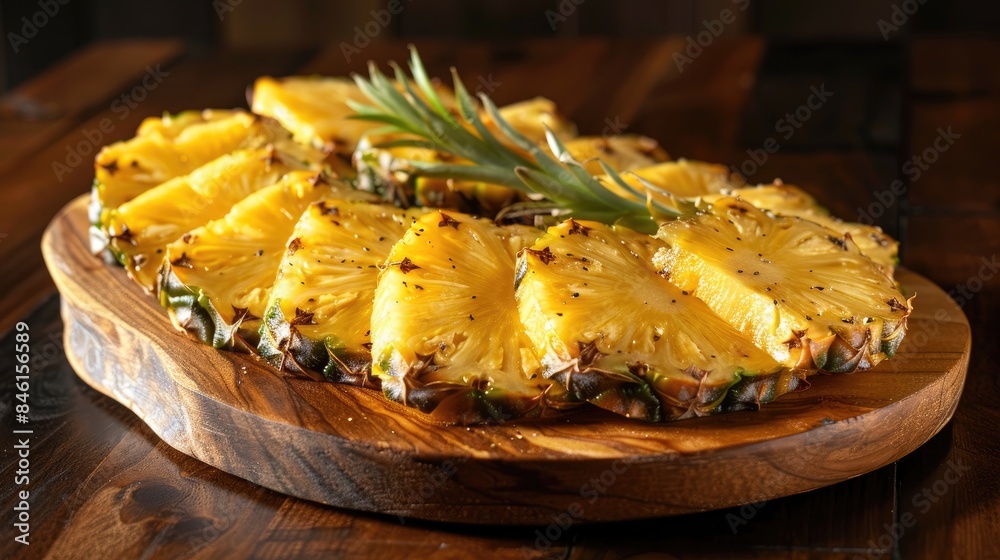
xmin=653 ymin=198 xmax=911 ymax=373
xmin=515 ymin=219 xmax=798 ymax=422
xmin=371 ymin=210 xmax=570 ymax=423
xmin=93 ymin=110 xmax=258 ymax=217
xmin=354 ymin=133 xmax=522 ymax=214
xmin=106 ymin=147 xmax=309 ymax=291
xmin=486 ymin=96 xmax=577 ymax=145
xmin=601 ymin=159 xmax=734 ymax=199
xmin=135 ymin=109 xmax=246 ymax=138
xmin=250 ymin=76 xmax=386 ymax=154
xmin=158 ymin=172 xmax=365 ymax=349
xmin=560 ymin=135 xmax=669 ymax=176
xmin=90 ymin=110 xmax=259 ymax=252
xmin=704 ymin=183 xmax=899 ymax=277
xmin=257 ymin=200 xmax=424 ymax=384
xmin=601 ymin=165 xmax=899 ymax=277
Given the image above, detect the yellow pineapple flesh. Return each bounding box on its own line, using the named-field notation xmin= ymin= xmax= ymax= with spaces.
xmin=158 ymin=172 xmax=361 ymax=348
xmin=106 ymin=148 xmax=309 ymax=291
xmin=258 ymin=199 xmax=424 ymax=384
xmin=704 ymin=183 xmax=899 ymax=277
xmin=653 ymin=197 xmax=911 ymax=372
xmin=371 ymin=210 xmax=570 ymax=423
xmin=516 ymin=219 xmax=796 ymax=421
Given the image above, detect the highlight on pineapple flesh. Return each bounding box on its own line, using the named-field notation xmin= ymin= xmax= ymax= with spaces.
xmin=257 ymin=199 xmax=424 ymax=384
xmin=654 ymin=197 xmax=911 ymax=373
xmin=158 ymin=171 xmax=372 ymax=350
xmin=371 ymin=210 xmax=576 ymax=424
xmin=516 ymin=219 xmax=804 ymax=422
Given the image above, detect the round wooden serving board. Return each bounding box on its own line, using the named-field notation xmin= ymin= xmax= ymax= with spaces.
xmin=42 ymin=195 xmax=970 ymax=525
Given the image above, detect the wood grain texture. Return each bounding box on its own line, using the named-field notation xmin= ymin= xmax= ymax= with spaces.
xmin=0 ymin=301 xmax=565 ymax=560
xmin=41 ymin=194 xmax=970 ymax=525
xmin=0 ymin=40 xmax=184 ymax=174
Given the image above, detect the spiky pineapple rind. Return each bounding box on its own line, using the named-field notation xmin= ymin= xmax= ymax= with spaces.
xmin=378 ymin=354 xmax=578 ymax=425
xmin=257 ymin=302 xmax=376 ymax=387
xmin=157 ymin=263 xmax=256 ymax=351
xmin=539 ymin=350 xmax=808 ymax=422
xmin=720 ymin=369 xmax=811 ymax=413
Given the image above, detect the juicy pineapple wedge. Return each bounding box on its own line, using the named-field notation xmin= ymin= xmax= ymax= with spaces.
xmin=251 ymin=76 xmax=380 ymax=155
xmin=158 ymin=172 xmax=363 ymax=349
xmin=515 ymin=219 xmax=799 ymax=422
xmin=135 ymin=109 xmax=247 ymax=138
xmin=486 ymin=96 xmax=577 ymax=146
xmin=601 ymin=159 xmax=734 ymax=198
xmin=257 ymin=199 xmax=423 ymax=384
xmin=354 ymin=98 xmax=579 ymax=212
xmin=371 ymin=210 xmax=571 ymax=423
xmin=601 ymin=163 xmax=899 ymax=277
xmin=106 ymin=147 xmax=311 ymax=291
xmin=94 ymin=110 xmax=258 ymax=210
xmin=654 ymin=198 xmax=911 ymax=372
xmin=354 ymin=133 xmax=522 ymax=214
xmin=90 ymin=110 xmax=260 ymax=252
xmin=703 ymin=183 xmax=899 ymax=277
xmin=561 ymin=135 xmax=669 ymax=176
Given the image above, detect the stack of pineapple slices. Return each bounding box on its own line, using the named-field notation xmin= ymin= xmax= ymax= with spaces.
xmin=88 ymin=70 xmax=912 ymax=425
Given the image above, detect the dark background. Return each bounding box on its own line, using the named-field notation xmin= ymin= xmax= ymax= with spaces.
xmin=2 ymin=0 xmax=998 ymax=89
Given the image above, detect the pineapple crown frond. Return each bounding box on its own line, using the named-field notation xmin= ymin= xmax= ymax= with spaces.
xmin=349 ymin=46 xmax=695 ymax=234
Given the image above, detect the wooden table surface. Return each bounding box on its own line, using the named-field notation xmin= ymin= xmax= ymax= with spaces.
xmin=1 ymin=38 xmax=998 ymax=559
